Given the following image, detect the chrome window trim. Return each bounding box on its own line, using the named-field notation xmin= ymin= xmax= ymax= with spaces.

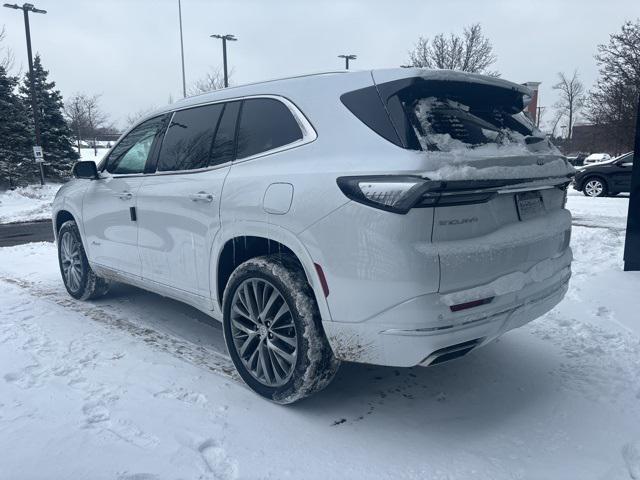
xmin=109 ymin=94 xmax=317 ymax=179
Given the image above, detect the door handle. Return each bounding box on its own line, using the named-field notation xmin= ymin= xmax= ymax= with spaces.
xmin=189 ymin=192 xmax=214 ymax=203
xmin=115 ymin=191 xmax=133 ymax=200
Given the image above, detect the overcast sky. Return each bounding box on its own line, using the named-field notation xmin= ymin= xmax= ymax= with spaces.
xmin=2 ymin=0 xmax=638 ymax=130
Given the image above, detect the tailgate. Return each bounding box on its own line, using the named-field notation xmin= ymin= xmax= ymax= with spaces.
xmin=431 ymin=180 xmax=572 ymax=293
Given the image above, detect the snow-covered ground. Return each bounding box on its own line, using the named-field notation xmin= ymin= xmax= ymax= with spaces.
xmin=0 ymin=184 xmax=62 ymax=224
xmin=77 ymin=147 xmax=107 ymax=163
xmin=0 ymin=192 xmax=639 ymax=479
xmin=0 ymin=150 xmax=106 ymax=225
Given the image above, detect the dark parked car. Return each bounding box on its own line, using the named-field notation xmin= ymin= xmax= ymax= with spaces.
xmin=573 ymin=152 xmax=634 ymax=197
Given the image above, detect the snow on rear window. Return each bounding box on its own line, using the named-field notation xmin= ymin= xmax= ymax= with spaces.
xmin=412 ymin=97 xmax=532 ymax=153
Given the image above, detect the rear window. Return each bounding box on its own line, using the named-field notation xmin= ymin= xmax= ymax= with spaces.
xmin=410 ymin=96 xmax=533 ymax=152
xmin=342 ymin=78 xmax=553 ymax=154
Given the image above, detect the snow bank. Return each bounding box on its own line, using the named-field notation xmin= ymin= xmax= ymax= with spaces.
xmin=0 ymin=184 xmax=61 ymax=224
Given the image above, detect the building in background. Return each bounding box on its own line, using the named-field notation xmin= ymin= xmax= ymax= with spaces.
xmin=523 ymin=81 xmax=541 ymax=126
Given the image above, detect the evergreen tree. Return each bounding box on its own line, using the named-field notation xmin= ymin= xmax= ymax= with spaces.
xmin=19 ymin=54 xmax=78 ymax=180
xmin=0 ymin=64 xmax=32 ymax=186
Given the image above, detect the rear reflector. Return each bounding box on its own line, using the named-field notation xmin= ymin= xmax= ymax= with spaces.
xmin=314 ymin=263 xmax=330 ymax=297
xmin=450 ymin=297 xmax=494 ymax=312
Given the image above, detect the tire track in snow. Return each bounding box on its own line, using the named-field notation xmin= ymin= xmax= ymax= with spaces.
xmin=1 ymin=279 xmax=241 ymax=477
xmin=0 ymin=276 xmax=238 ymax=381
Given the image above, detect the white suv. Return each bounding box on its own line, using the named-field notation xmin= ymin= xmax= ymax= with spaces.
xmin=53 ymin=68 xmax=574 ymax=403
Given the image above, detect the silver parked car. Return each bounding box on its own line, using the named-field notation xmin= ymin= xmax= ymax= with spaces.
xmin=53 ymin=68 xmax=574 ymax=403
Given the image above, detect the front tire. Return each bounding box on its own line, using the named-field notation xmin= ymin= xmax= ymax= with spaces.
xmin=582 ymin=177 xmax=608 ymax=197
xmin=57 ymin=220 xmax=110 ymax=300
xmin=222 ymin=254 xmax=339 ymax=404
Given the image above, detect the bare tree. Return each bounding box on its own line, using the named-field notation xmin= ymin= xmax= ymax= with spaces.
xmin=406 ymin=23 xmax=498 ymax=76
xmin=188 ymin=68 xmax=231 ymax=96
xmin=125 ymin=107 xmax=157 ymax=128
xmin=552 ymin=70 xmax=585 ymax=140
xmin=585 ymin=19 xmax=640 ymax=153
xmin=549 ymin=109 xmax=566 ymax=138
xmin=64 ymin=93 xmax=112 ymax=152
xmin=0 ymin=25 xmax=15 ymax=72
xmin=64 ymin=94 xmax=87 ymax=152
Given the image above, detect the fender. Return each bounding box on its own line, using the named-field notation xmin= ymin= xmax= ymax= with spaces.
xmin=51 ymin=182 xmax=90 ymax=247
xmin=208 ymin=220 xmax=333 ymax=325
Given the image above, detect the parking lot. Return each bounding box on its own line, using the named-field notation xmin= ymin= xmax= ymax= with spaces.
xmin=0 ymin=191 xmax=638 ymax=479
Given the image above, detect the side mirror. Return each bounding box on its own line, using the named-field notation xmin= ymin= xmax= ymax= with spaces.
xmin=73 ymin=161 xmax=99 ymax=180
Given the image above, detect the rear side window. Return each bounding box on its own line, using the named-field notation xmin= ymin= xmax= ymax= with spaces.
xmin=236 ymin=98 xmax=303 ymax=160
xmin=106 ymin=116 xmax=165 ymax=174
xmin=340 ymin=86 xmax=404 ymax=148
xmin=157 ymin=103 xmax=224 ymax=171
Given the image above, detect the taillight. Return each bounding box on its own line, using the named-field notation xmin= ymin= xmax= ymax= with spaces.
xmin=336 ymin=176 xmax=438 ymax=214
xmin=336 ymin=176 xmax=497 ymax=213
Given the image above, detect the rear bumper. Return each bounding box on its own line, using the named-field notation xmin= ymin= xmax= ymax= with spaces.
xmin=324 ymin=250 xmax=571 ymax=367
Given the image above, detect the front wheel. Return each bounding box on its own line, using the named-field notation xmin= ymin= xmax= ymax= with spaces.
xmin=583 ymin=177 xmax=608 ymax=197
xmin=222 ymin=254 xmax=339 ymax=404
xmin=57 ymin=220 xmax=110 ymax=300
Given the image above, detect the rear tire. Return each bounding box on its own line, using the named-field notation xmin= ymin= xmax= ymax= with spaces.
xmin=582 ymin=177 xmax=608 ymax=197
xmin=57 ymin=220 xmax=110 ymax=300
xmin=222 ymin=254 xmax=339 ymax=404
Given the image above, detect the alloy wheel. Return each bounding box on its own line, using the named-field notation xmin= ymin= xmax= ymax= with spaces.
xmin=230 ymin=278 xmax=298 ymax=387
xmin=60 ymin=231 xmax=83 ymax=292
xmin=585 ymin=179 xmax=604 ymax=197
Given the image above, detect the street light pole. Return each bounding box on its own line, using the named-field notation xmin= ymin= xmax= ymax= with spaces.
xmin=4 ymin=2 xmax=47 ymax=185
xmin=222 ymin=36 xmax=228 ymax=87
xmin=210 ymin=34 xmax=237 ymax=88
xmin=338 ymin=54 xmax=357 ymax=70
xmin=177 ymin=0 xmax=186 ymax=98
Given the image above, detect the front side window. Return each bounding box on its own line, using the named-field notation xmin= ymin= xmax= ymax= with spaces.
xmin=618 ymin=152 xmax=634 ymax=165
xmin=157 ymin=103 xmax=224 ymax=171
xmin=106 ymin=116 xmax=165 ymax=174
xmin=236 ymin=98 xmax=303 ymax=160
